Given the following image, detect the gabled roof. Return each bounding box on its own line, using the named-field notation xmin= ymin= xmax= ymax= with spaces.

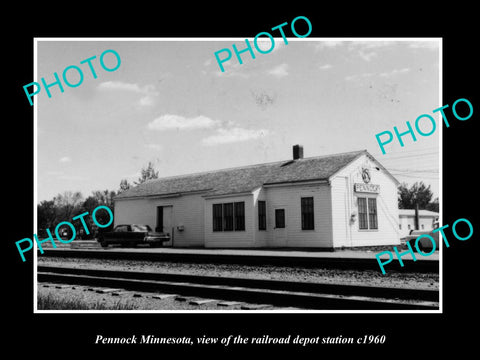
xmin=399 ymin=209 xmax=439 ymax=217
xmin=115 ymin=149 xmax=391 ymax=200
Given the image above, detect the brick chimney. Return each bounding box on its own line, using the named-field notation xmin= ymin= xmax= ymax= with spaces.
xmin=293 ymin=145 xmax=304 ymax=160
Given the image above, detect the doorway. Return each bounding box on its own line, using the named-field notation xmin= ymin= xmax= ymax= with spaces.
xmin=272 ymin=207 xmax=287 ymax=247
xmin=156 ymin=205 xmax=173 ymax=247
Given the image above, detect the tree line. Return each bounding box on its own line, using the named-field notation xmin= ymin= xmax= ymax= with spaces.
xmin=37 ymin=162 xmax=159 ymax=239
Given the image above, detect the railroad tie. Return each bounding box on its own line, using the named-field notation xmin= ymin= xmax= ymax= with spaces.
xmin=54 ymin=285 xmax=71 ymax=289
xmin=240 ymin=304 xmax=273 ymax=310
xmin=151 ymin=294 xmax=177 ymax=300
xmin=188 ymin=299 xmax=217 ymax=306
xmin=217 ymin=301 xmax=242 ymax=307
xmin=95 ymin=288 xmax=122 ymax=294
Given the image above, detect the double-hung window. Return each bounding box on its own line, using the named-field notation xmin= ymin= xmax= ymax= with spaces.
xmin=301 ymin=197 xmax=315 ymax=230
xmin=213 ymin=204 xmax=223 ymax=232
xmin=234 ymin=202 xmax=245 ymax=231
xmin=358 ymin=197 xmax=378 ymax=230
xmin=212 ymin=201 xmax=245 ymax=232
xmin=258 ymin=201 xmax=266 ymax=230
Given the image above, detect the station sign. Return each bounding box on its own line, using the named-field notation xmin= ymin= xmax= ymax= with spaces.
xmin=354 ymin=183 xmax=380 ymax=193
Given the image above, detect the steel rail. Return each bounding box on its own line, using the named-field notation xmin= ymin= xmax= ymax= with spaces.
xmin=37 ymin=265 xmax=439 ymax=310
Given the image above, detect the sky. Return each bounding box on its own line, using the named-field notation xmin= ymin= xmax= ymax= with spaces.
xmin=36 ymin=38 xmax=440 ymax=203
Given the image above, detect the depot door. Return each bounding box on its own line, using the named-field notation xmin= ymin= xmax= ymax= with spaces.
xmin=156 ymin=205 xmax=173 ymax=246
xmin=272 ymin=207 xmax=287 ymax=247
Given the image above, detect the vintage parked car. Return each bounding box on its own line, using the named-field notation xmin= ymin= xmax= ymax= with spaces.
xmin=97 ymin=224 xmax=170 ymax=248
xmin=403 ymin=221 xmax=439 ymax=252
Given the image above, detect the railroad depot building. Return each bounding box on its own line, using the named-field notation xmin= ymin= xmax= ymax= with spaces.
xmin=114 ymin=147 xmax=401 ymax=249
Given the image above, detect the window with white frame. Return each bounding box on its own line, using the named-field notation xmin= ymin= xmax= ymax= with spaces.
xmin=212 ymin=202 xmax=245 ymax=232
xmin=301 ymin=197 xmax=315 ymax=230
xmin=357 ymin=197 xmax=378 ymax=230
xmin=258 ymin=201 xmax=266 ymax=230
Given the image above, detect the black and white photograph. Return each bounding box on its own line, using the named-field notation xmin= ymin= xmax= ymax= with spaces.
xmin=6 ymin=6 xmax=478 ymax=356
xmin=34 ymin=38 xmax=441 ymax=313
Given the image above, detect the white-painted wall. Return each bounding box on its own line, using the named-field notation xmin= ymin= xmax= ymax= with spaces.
xmin=203 ymin=194 xmax=255 ymax=248
xmin=330 ymin=176 xmax=351 ymax=247
xmin=114 ymin=193 xmax=205 ymax=247
xmin=330 ymin=154 xmax=400 ymax=247
xmin=252 ymin=187 xmax=268 ymax=247
xmin=114 ymin=198 xmax=154 ymax=228
xmin=263 ymin=183 xmax=333 ymax=248
xmin=399 ymin=216 xmax=437 ymax=238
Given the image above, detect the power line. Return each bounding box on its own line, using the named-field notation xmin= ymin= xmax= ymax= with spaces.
xmin=379 ymin=151 xmax=439 ymax=160
xmin=391 ymin=173 xmax=439 ymax=179
xmin=388 ymin=168 xmax=439 ymax=173
xmin=385 ymin=163 xmax=441 ymax=170
xmin=370 ymin=146 xmax=440 ymax=157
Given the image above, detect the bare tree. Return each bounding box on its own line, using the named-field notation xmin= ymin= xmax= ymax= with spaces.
xmin=53 ymin=191 xmax=84 ymax=220
xmin=134 ymin=162 xmax=159 ymax=185
xmin=118 ymin=179 xmax=131 ymax=193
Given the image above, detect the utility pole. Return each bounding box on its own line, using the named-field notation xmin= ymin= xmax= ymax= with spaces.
xmin=414 ymin=202 xmax=420 ymax=230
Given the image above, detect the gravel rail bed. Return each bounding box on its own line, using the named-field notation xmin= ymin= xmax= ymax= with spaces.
xmin=38 ymin=257 xmax=439 ymax=290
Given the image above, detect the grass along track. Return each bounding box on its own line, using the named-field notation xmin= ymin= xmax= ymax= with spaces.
xmin=38 ymin=265 xmax=439 ymax=310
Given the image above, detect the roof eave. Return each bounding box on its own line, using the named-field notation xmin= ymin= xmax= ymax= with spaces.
xmin=202 ymin=191 xmax=254 ymax=199
xmin=114 ymin=188 xmax=213 ymax=201
xmin=263 ymin=179 xmax=329 ymax=187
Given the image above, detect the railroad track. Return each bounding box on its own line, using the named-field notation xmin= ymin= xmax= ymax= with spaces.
xmin=37 ymin=265 xmax=439 ymax=310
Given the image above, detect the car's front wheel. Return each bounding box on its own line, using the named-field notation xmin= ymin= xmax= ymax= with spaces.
xmin=417 ymin=240 xmax=434 ymax=253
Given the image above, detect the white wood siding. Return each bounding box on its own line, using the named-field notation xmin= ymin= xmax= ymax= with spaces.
xmin=114 ymin=193 xmax=205 ymax=247
xmin=330 ymin=176 xmax=351 ymax=247
xmin=330 ymin=154 xmax=400 ymax=247
xmin=204 ymin=194 xmax=255 ymax=248
xmin=252 ymin=187 xmax=268 ymax=247
xmin=114 ymin=198 xmax=154 ymax=228
xmin=166 ymin=194 xmax=205 ymax=247
xmin=264 ymin=183 xmax=333 ymax=248
xmin=399 ymin=215 xmax=437 ymax=238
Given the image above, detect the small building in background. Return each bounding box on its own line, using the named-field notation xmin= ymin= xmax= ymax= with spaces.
xmin=398 ymin=209 xmax=439 ymax=239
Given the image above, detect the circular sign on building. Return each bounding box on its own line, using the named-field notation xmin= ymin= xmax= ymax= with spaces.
xmin=361 ymin=168 xmax=371 ymax=183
